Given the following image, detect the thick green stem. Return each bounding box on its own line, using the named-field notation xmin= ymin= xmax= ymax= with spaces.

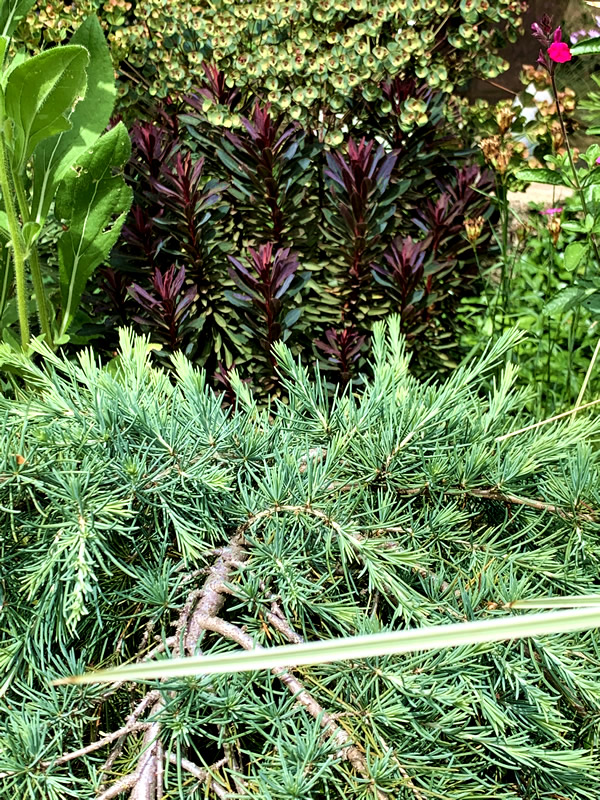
xmin=0 ymin=123 xmax=29 ymax=347
xmin=14 ymin=176 xmax=54 ymax=348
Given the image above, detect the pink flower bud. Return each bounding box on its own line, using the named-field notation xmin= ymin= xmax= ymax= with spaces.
xmin=548 ymin=42 xmax=572 ymax=63
xmin=540 ymin=207 xmax=563 ymax=215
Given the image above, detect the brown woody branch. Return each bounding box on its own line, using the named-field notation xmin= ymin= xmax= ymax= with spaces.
xmin=265 ymin=603 xmax=426 ymax=800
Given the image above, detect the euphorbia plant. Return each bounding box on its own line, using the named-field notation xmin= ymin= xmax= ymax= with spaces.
xmin=322 ymin=137 xmax=398 ymax=325
xmin=215 ymin=101 xmax=317 ymax=250
xmin=0 ymin=4 xmax=131 ymax=350
xmin=227 ymin=243 xmax=304 ymax=388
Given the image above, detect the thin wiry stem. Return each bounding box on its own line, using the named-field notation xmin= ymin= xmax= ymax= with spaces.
xmin=52 ymin=721 xmax=150 ymax=766
xmin=166 ymin=754 xmax=230 ymax=798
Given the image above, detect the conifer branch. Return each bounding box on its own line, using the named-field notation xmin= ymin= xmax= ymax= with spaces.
xmin=467 ymin=488 xmax=596 ymax=521
xmin=100 ymin=691 xmax=162 ymax=782
xmin=52 ymin=721 xmax=151 ymax=766
xmin=265 ymin=603 xmax=427 ymax=800
xmin=392 ymin=485 xmax=596 ymax=522
xmin=94 ymin=536 xmax=247 ymax=799
xmin=97 ymin=771 xmax=139 ymax=800
xmin=185 ymin=534 xmax=247 ymax=655
xmin=196 ymin=613 xmax=393 ymax=800
xmin=166 ymin=754 xmax=229 ymax=798
xmin=130 ymin=720 xmax=162 ymax=799
xmin=267 ymin=602 xmax=304 ymax=644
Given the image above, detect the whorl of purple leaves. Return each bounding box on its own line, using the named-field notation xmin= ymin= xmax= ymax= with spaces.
xmin=372 ymin=237 xmax=426 ymax=326
xmin=227 ymin=243 xmax=299 ymax=355
xmin=121 ymin=205 xmax=162 ymax=267
xmin=324 ymin=138 xmax=397 ymax=233
xmin=220 ymin=102 xmax=307 ymax=246
xmin=412 ymin=165 xmax=492 ymax=263
xmin=378 ymin=77 xmax=440 ymax=150
xmin=231 ymin=101 xmax=297 ymax=153
xmin=314 ymin=327 xmax=366 ymax=386
xmin=118 ymin=120 xmax=178 ymax=273
xmin=128 ymin=265 xmax=198 ymax=351
xmin=129 ymin=121 xmax=177 ymax=184
xmin=97 ymin=267 xmax=133 ymax=325
xmin=186 ymin=63 xmax=243 ymax=112
xmin=147 ymin=151 xmax=228 ymax=281
xmin=119 ymin=117 xmax=228 ymax=300
xmin=324 ymin=137 xmax=398 ymax=318
xmin=372 ymin=165 xmax=492 ymax=334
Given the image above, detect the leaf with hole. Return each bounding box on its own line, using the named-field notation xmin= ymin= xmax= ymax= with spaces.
xmin=31 ymin=16 xmax=116 ymax=227
xmin=4 ymin=45 xmax=89 ymax=173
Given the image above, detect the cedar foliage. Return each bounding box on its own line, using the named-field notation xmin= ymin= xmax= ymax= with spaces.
xmin=1 ymin=318 xmax=600 ymax=799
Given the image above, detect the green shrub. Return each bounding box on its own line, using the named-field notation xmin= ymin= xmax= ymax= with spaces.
xmin=2 ymin=318 xmax=600 ymax=799
xmin=16 ymin=0 xmax=527 ymax=122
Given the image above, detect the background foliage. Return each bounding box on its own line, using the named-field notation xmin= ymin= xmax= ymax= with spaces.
xmin=15 ymin=0 xmax=528 ymax=123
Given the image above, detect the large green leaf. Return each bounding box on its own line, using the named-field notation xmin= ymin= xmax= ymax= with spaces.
xmin=544 ymin=285 xmax=595 ymax=316
xmin=0 ymin=0 xmax=36 ymax=37
xmin=571 ymin=36 xmax=600 ymax=56
xmin=515 ymin=168 xmax=568 ymax=187
xmin=55 ymin=122 xmax=132 ymax=336
xmin=56 ymin=606 xmax=600 ymax=685
xmin=31 ymin=16 xmax=116 ymax=227
xmin=4 ymin=45 xmax=89 ymax=173
xmin=564 ymin=241 xmax=587 ymax=272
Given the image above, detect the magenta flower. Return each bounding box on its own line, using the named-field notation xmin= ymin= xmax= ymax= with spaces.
xmin=596 ymin=156 xmax=600 ymax=165
xmin=540 ymin=207 xmax=563 ymax=216
xmin=548 ymin=41 xmax=572 ymax=63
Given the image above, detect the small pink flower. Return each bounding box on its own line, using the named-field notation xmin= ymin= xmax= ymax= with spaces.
xmin=596 ymin=156 xmax=600 ymax=165
xmin=548 ymin=41 xmax=572 ymax=62
xmin=540 ymin=207 xmax=563 ymax=215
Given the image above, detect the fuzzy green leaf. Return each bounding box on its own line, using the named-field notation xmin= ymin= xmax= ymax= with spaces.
xmin=544 ymin=285 xmax=594 ymax=316
xmin=4 ymin=45 xmax=89 ymax=173
xmin=55 ymin=122 xmax=132 ymax=336
xmin=31 ymin=16 xmax=116 ymax=227
xmin=564 ymin=242 xmax=587 ymax=272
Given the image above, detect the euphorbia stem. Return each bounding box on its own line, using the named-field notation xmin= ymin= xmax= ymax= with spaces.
xmin=14 ymin=176 xmax=54 ymax=348
xmin=0 ymin=123 xmax=29 ymax=347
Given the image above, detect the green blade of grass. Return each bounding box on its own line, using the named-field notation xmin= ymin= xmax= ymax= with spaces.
xmin=54 ymin=606 xmax=600 ymax=685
